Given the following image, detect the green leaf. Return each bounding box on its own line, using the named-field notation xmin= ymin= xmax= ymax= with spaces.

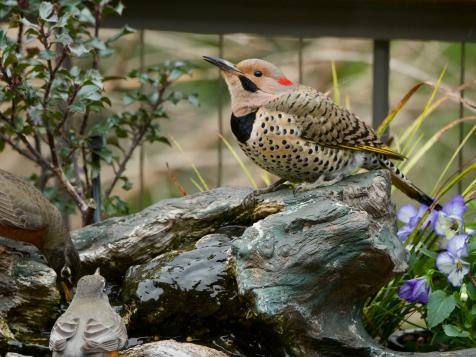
xmin=87 ymin=38 xmax=107 ymax=51
xmin=69 ymin=44 xmax=89 ymax=57
xmin=120 ymin=176 xmax=132 ymax=190
xmin=187 ymin=94 xmax=199 ymax=107
xmin=0 ymin=30 xmax=8 ymax=48
xmin=69 ymin=102 xmax=86 ymax=113
xmin=442 ymin=324 xmax=470 ymax=338
xmin=56 ymin=33 xmax=73 ymax=46
xmin=39 ymin=2 xmax=54 ymax=20
xmin=105 ymin=25 xmax=135 ymax=44
xmin=20 ymin=17 xmax=38 ymax=29
xmin=78 ymin=8 xmax=95 ymax=24
xmin=39 ymin=49 xmax=55 ymax=60
xmin=77 ymin=84 xmax=101 ymax=100
xmin=467 ymin=283 xmax=476 ymax=301
xmin=427 ymin=291 xmax=457 ymax=328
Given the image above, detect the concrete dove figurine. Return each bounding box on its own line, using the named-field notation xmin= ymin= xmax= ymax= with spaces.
xmin=49 ymin=269 xmax=128 ymax=357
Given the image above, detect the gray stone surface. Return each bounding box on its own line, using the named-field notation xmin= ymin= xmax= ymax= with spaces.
xmin=234 ymin=170 xmax=407 ymax=356
xmin=2 ymin=170 xmax=476 ymax=356
xmin=0 ymin=238 xmax=60 ymax=350
xmin=121 ymin=233 xmax=241 ymax=337
xmin=72 ymin=186 xmax=255 ymax=278
xmin=119 ymin=339 xmax=228 ymax=357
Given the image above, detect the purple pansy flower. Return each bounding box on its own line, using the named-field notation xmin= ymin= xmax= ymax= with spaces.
xmin=396 ymin=204 xmax=438 ymax=242
xmin=435 ymin=195 xmax=467 ymax=239
xmin=436 ymin=234 xmax=469 ymax=287
xmin=398 ymin=277 xmax=431 ymax=304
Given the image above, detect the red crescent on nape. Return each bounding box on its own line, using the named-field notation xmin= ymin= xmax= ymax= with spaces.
xmin=278 ymin=77 xmax=293 ymax=86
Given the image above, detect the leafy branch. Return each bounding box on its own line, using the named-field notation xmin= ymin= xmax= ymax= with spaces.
xmin=0 ymin=0 xmax=198 ymax=225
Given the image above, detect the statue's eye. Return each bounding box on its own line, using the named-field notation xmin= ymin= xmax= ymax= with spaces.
xmin=254 ymin=70 xmax=263 ymax=77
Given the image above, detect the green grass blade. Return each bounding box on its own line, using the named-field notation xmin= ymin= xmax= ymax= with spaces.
xmin=170 ymin=136 xmax=210 ymax=191
xmin=402 ymin=117 xmax=476 ymax=175
xmin=190 ymin=177 xmax=205 ymax=192
xmin=331 ymin=61 xmax=340 ymax=106
xmin=435 ymin=163 xmax=476 ymax=199
xmin=432 ymin=124 xmax=476 ymax=195
xmin=219 ymin=134 xmax=258 ymax=189
xmin=463 ymin=177 xmax=476 ymax=197
xmin=400 ymin=66 xmax=447 ymax=146
xmin=377 ymin=82 xmax=425 ymax=137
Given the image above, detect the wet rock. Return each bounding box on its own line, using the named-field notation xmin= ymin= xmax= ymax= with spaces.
xmin=0 ymin=238 xmax=60 ymax=351
xmin=5 ymin=353 xmax=33 ymax=357
xmin=121 ymin=233 xmax=242 ymax=338
xmin=72 ymin=187 xmax=256 ymax=278
xmin=4 ymin=170 xmax=476 ymax=356
xmin=233 ymin=170 xmax=408 ymax=356
xmin=119 ymin=339 xmax=228 ymax=357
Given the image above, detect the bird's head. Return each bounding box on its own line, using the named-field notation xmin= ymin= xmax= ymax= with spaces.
xmin=203 ymin=56 xmax=296 ymax=116
xmin=73 ymin=268 xmax=107 ymax=301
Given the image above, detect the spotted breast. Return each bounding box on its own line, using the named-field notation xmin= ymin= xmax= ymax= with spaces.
xmin=232 ymin=104 xmax=361 ymax=183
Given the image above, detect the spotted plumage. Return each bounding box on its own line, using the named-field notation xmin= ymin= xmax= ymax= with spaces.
xmin=236 ymin=106 xmax=357 ymax=182
xmin=204 ymin=55 xmax=440 ymax=209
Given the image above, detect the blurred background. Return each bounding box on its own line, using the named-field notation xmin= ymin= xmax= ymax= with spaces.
xmin=1 ymin=10 xmax=475 ymax=229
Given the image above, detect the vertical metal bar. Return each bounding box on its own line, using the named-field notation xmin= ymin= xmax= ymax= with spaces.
xmin=458 ymin=42 xmax=465 ymax=194
xmin=139 ymin=29 xmax=146 ymax=208
xmin=90 ymin=135 xmax=103 ymax=223
xmin=217 ymin=34 xmax=224 ymax=186
xmin=298 ymin=37 xmax=303 ymax=83
xmin=372 ymin=40 xmax=390 ymax=137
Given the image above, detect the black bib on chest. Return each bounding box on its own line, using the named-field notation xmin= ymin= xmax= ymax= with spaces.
xmin=230 ymin=111 xmax=257 ymax=144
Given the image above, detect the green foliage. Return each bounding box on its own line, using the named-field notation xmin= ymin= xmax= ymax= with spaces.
xmin=365 ymin=69 xmax=476 ymax=351
xmin=0 ymin=1 xmax=197 ymax=225
xmin=427 ymin=291 xmax=457 ymax=329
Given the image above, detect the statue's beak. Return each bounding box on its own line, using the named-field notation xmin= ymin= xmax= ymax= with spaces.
xmin=94 ymin=267 xmax=100 ymax=275
xmin=203 ymin=56 xmax=243 ymax=75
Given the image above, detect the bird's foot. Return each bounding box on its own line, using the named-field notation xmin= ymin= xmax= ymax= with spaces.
xmin=294 ymin=174 xmax=344 ymax=194
xmin=243 ymin=178 xmax=288 ymax=207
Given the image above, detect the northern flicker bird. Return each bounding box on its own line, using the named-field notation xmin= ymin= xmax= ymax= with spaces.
xmin=49 ymin=269 xmax=128 ymax=357
xmin=203 ymin=56 xmax=440 ymax=209
xmin=0 ymin=169 xmax=80 ymax=301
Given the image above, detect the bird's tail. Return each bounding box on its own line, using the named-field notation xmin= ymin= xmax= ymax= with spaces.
xmin=379 ymin=157 xmax=442 ymax=210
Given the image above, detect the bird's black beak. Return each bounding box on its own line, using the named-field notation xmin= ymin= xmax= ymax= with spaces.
xmin=203 ymin=56 xmax=243 ymax=75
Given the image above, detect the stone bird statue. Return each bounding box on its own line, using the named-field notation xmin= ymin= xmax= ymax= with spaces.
xmin=203 ymin=56 xmax=441 ymax=209
xmin=0 ymin=168 xmax=80 ymax=300
xmin=49 ymin=269 xmax=128 ymax=357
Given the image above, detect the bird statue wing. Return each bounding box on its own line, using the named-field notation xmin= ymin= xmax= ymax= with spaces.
xmin=264 ymin=88 xmax=405 ymax=160
xmin=0 ymin=170 xmax=47 ymax=231
xmin=81 ymin=315 xmax=128 ymax=352
xmin=49 ymin=317 xmax=80 ymax=351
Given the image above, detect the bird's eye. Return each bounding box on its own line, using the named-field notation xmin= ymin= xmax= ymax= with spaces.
xmin=254 ymin=70 xmax=263 ymax=77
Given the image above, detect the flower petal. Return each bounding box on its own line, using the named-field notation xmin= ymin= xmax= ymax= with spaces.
xmin=398 ymin=278 xmax=430 ymax=304
xmin=413 ymin=278 xmax=431 ymax=304
xmin=423 ymin=209 xmax=438 ymax=230
xmin=443 ymin=194 xmax=467 ymax=219
xmin=447 ymin=234 xmax=469 ymax=257
xmin=435 ymin=212 xmax=463 ymax=238
xmin=397 ymin=224 xmax=414 ymax=242
xmin=436 ymin=252 xmax=455 ymax=274
xmin=397 ymin=204 xmax=418 ymax=225
xmin=447 ymin=268 xmax=466 ymax=287
xmin=398 ymin=281 xmax=415 ymax=301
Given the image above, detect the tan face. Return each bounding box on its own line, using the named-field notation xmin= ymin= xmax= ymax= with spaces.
xmin=203 ymin=56 xmax=296 ymax=116
xmin=233 ymin=59 xmax=295 ymax=95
